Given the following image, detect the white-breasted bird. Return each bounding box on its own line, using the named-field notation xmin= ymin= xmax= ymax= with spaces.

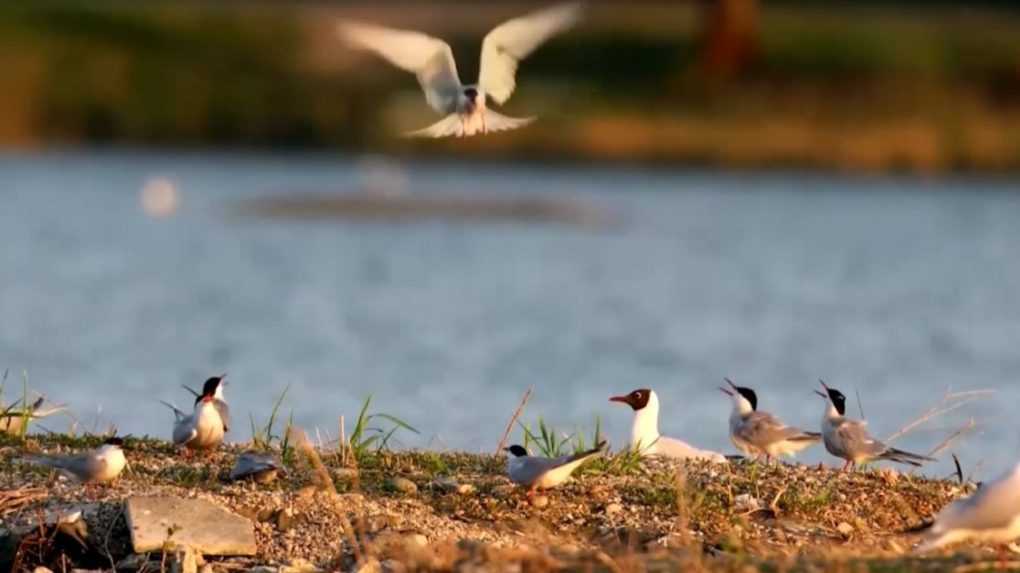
xmin=609 ymin=388 xmax=727 ymax=464
xmin=338 ymin=2 xmax=583 ymax=138
xmin=24 ymin=436 xmax=127 ymax=484
xmin=505 ymin=441 xmax=605 ymax=495
xmin=181 ymin=375 xmax=231 ymax=433
xmin=816 ymin=380 xmax=934 ymax=471
xmin=917 ymin=462 xmax=1020 ymax=552
xmin=720 ymin=378 xmax=820 ymax=462
xmin=162 ymin=376 xmax=227 ymax=451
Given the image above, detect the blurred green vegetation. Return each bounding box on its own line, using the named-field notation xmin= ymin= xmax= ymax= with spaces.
xmin=2 ymin=2 xmax=1019 ymax=172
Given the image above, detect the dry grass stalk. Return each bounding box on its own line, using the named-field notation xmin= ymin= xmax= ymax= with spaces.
xmin=288 ymin=426 xmax=335 ymax=492
xmin=0 ymin=486 xmax=47 ymax=516
xmin=927 ymin=418 xmax=977 ymax=458
xmin=885 ymin=389 xmax=994 ymax=443
xmin=496 ymin=386 xmax=532 ymax=454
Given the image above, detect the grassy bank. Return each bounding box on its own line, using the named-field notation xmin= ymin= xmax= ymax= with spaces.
xmin=1 ymin=3 xmax=1020 ymax=172
xmin=1 ymin=432 xmax=1009 ymax=572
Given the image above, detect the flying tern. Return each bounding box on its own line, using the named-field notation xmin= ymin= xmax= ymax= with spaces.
xmin=338 ymin=2 xmax=583 ymax=137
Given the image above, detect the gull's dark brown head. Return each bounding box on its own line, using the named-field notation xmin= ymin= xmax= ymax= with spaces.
xmin=609 ymin=388 xmax=652 ymax=411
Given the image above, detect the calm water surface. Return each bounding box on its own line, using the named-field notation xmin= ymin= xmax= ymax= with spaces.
xmin=2 ymin=152 xmax=1018 ymax=478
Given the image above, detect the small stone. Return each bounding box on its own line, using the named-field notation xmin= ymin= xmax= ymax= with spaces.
xmin=381 ymin=559 xmax=405 ymax=573
xmin=334 ymin=468 xmax=359 ymax=482
xmin=433 ymin=477 xmax=458 ymax=492
xmin=604 ymin=503 xmax=623 ymax=516
xmin=276 ymin=508 xmax=296 ymax=532
xmin=355 ymin=558 xmax=381 ymax=573
xmin=836 ymin=522 xmax=855 ymax=538
xmin=33 ymin=568 xmax=54 ymax=573
xmin=879 ymin=468 xmax=900 ymax=486
xmin=170 ymin=546 xmax=197 ymax=573
xmin=404 ymin=533 xmax=428 ymax=548
xmin=734 ymin=494 xmax=761 ymax=512
xmin=280 ymin=558 xmax=321 ymax=573
xmin=387 ymin=477 xmax=418 ymax=496
xmin=455 ymin=483 xmax=476 ymax=495
xmin=531 ymin=495 xmax=549 ymax=508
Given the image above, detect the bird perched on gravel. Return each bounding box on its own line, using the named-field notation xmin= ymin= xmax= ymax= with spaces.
xmin=162 ymin=376 xmax=228 ymax=451
xmin=505 ymin=442 xmax=605 ymax=495
xmin=180 ymin=375 xmax=231 ymax=433
xmin=338 ymin=2 xmax=583 ymax=137
xmin=917 ymin=462 xmax=1020 ymax=553
xmin=816 ymin=380 xmax=935 ymax=471
xmin=610 ymin=388 xmax=728 ymax=463
xmin=721 ymin=378 xmax=820 ymax=462
xmin=24 ymin=436 xmax=127 ymax=484
xmin=230 ymin=451 xmax=285 ymax=484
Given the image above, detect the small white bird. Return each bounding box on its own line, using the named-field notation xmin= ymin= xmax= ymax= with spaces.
xmin=162 ymin=376 xmax=228 ymax=451
xmin=230 ymin=451 xmax=285 ymax=483
xmin=338 ymin=2 xmax=583 ymax=137
xmin=505 ymin=442 xmax=604 ymax=495
xmin=917 ymin=462 xmax=1020 ymax=552
xmin=720 ymin=378 xmax=820 ymax=462
xmin=816 ymin=380 xmax=934 ymax=471
xmin=609 ymin=388 xmax=727 ymax=464
xmin=24 ymin=436 xmax=127 ymax=484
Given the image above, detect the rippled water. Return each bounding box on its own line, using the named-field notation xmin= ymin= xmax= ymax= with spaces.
xmin=3 ymin=152 xmax=1018 ymax=478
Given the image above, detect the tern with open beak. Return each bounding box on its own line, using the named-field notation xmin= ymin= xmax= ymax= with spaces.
xmin=720 ymin=378 xmax=820 ymax=462
xmin=338 ymin=2 xmax=583 ymax=137
xmin=816 ymin=380 xmax=934 ymax=471
xmin=162 ymin=375 xmax=228 ymax=451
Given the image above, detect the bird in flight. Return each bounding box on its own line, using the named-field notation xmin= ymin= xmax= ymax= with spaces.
xmin=338 ymin=2 xmax=583 ymax=138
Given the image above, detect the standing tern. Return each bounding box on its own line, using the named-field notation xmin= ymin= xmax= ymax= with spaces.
xmin=181 ymin=375 xmax=230 ymax=433
xmin=338 ymin=2 xmax=583 ymax=137
xmin=610 ymin=388 xmax=727 ymax=463
xmin=505 ymin=441 xmax=605 ymax=495
xmin=720 ymin=378 xmax=820 ymax=462
xmin=816 ymin=380 xmax=935 ymax=471
xmin=162 ymin=377 xmax=227 ymax=451
xmin=24 ymin=436 xmax=127 ymax=484
xmin=917 ymin=462 xmax=1020 ymax=552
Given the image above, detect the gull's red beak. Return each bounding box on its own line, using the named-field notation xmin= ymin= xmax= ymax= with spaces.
xmin=609 ymin=395 xmax=628 ymax=404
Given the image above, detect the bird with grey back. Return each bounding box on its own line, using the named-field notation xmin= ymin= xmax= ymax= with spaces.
xmin=816 ymin=380 xmax=935 ymax=471
xmin=720 ymin=378 xmax=820 ymax=462
xmin=916 ymin=462 xmax=1020 ymax=553
xmin=338 ymin=2 xmax=583 ymax=137
xmin=230 ymin=451 xmax=285 ymax=484
xmin=505 ymin=441 xmax=605 ymax=495
xmin=610 ymin=388 xmax=728 ymax=463
xmin=23 ymin=437 xmax=127 ymax=484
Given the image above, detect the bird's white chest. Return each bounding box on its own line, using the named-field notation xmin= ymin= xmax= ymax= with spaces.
xmin=94 ymin=447 xmax=127 ymax=482
xmin=191 ymin=402 xmax=225 ymax=448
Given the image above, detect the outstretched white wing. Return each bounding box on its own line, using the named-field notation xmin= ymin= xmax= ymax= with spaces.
xmin=338 ymin=21 xmax=463 ymax=114
xmin=479 ymin=2 xmax=583 ymax=105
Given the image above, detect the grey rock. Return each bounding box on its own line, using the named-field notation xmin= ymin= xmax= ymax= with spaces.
xmin=126 ymin=496 xmax=256 ymax=555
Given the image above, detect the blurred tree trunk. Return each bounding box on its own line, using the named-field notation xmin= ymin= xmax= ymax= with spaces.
xmin=700 ymin=0 xmax=759 ymax=78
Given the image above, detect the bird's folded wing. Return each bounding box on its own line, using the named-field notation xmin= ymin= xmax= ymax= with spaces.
xmin=338 ymin=21 xmax=462 ymax=113
xmin=934 ymin=475 xmax=1020 ymax=532
xmin=479 ymin=2 xmax=583 ymax=105
xmin=215 ymin=400 xmax=231 ymax=433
